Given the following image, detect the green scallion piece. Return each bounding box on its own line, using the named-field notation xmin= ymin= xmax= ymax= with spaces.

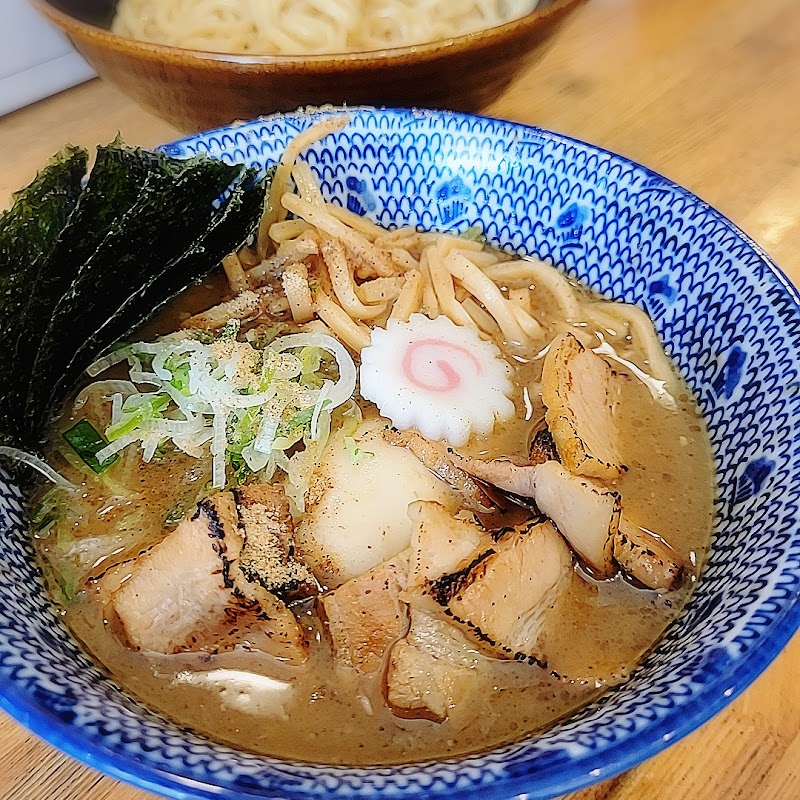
xmin=63 ymin=419 xmax=118 ymax=474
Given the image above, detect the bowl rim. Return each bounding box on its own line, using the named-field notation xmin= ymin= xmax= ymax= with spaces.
xmin=1 ymin=106 xmax=799 ymax=800
xmin=2 ymin=595 xmax=799 ymax=800
xmin=32 ymin=0 xmax=582 ymax=68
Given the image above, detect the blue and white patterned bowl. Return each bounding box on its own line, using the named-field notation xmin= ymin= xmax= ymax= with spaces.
xmin=1 ymin=107 xmax=799 ymax=800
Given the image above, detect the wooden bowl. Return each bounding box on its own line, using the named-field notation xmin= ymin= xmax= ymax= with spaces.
xmin=34 ymin=0 xmax=585 ymax=133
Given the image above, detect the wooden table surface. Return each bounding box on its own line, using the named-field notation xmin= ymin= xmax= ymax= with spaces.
xmin=1 ymin=0 xmax=799 ymax=797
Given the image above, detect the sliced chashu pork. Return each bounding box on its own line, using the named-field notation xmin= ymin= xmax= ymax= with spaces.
xmin=319 ymin=502 xmax=483 ymax=690
xmin=528 ymin=425 xmax=560 ymax=465
xmin=233 ymin=484 xmax=318 ymax=602
xmin=203 ymin=492 xmax=311 ymax=661
xmin=450 ymin=455 xmax=621 ymax=578
xmin=386 ymin=604 xmax=482 ymax=722
xmin=385 ymin=423 xmax=621 ymax=578
xmin=457 ymin=443 xmax=682 ymax=588
xmin=429 ymin=519 xmax=572 ymax=665
xmin=460 ymin=451 xmax=681 ymax=588
xmin=613 ymin=517 xmax=684 ymax=591
xmin=321 ymin=557 xmax=409 ymax=674
xmin=388 ymin=504 xmax=486 ymax=722
xmin=294 ymin=420 xmax=459 ymax=587
xmin=110 ymin=491 xmax=307 ymax=662
xmin=542 ymin=332 xmax=625 ymax=481
xmin=407 ymin=500 xmax=484 ymax=590
xmin=382 ymin=429 xmax=495 ymax=513
xmin=392 ymin=503 xmax=573 ymax=716
xmin=532 ymin=461 xmax=620 ymax=579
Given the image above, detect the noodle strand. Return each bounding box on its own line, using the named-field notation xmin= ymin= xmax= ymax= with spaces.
xmin=113 ymin=0 xmax=541 ymax=55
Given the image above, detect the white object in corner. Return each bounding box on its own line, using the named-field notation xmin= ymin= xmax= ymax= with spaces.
xmin=0 ymin=0 xmax=96 ymax=117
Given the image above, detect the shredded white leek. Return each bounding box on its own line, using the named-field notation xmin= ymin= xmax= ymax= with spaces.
xmin=85 ymin=347 xmax=133 ymax=377
xmin=0 ymin=447 xmax=77 ymax=491
xmin=73 ymin=380 xmax=138 ymax=411
xmin=87 ymin=330 xmax=356 ymax=488
xmin=271 ymin=333 xmax=357 ymax=411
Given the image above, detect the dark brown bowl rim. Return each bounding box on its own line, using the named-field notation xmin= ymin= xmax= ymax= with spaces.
xmin=33 ymin=0 xmax=581 ymax=71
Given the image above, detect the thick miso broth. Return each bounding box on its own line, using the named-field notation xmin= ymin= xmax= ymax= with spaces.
xmin=32 ymin=263 xmax=714 ymax=765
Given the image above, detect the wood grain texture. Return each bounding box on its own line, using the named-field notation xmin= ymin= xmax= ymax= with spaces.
xmin=0 ymin=0 xmax=798 ymax=797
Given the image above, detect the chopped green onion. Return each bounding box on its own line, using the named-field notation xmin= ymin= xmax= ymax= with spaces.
xmin=84 ymin=330 xmax=356 ymax=488
xmin=106 ymin=393 xmax=169 ymax=441
xmin=344 ymin=435 xmax=373 ymax=465
xmin=31 ymin=489 xmax=60 ymax=535
xmin=166 ymin=356 xmax=191 ymax=395
xmin=285 ymin=406 xmax=316 ymax=430
xmin=338 ymin=400 xmax=363 ymax=439
xmin=459 ymin=224 xmax=486 ymax=243
xmin=245 ymin=323 xmax=286 ymax=349
xmin=63 ymin=419 xmax=119 ymax=474
xmin=299 ymin=346 xmax=322 ymax=373
xmin=228 ymin=451 xmax=253 ymax=485
xmin=130 ymin=348 xmax=155 ymax=370
xmin=58 ymin=574 xmax=78 ymax=604
xmin=164 ymin=503 xmax=186 ymax=526
xmin=221 ymin=318 xmax=241 ymax=340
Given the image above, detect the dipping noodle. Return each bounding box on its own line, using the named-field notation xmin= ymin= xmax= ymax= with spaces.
xmin=112 ymin=0 xmax=541 ymax=55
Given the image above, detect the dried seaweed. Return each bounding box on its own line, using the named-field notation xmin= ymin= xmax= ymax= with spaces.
xmin=0 ymin=140 xmax=267 ymax=450
xmin=0 ymin=145 xmax=88 ymax=438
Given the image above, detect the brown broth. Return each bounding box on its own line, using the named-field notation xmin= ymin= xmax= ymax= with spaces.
xmin=32 ymin=266 xmax=716 ymax=766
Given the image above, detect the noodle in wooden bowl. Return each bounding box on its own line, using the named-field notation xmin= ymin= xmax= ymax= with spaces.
xmin=32 ymin=0 xmax=585 ymax=131
xmin=112 ymin=0 xmax=544 ymax=55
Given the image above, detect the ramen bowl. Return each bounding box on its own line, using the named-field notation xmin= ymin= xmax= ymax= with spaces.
xmin=1 ymin=107 xmax=799 ymax=799
xmin=33 ymin=0 xmax=584 ymax=132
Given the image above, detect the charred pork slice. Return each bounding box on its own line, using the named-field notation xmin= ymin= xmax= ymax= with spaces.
xmin=613 ymin=517 xmax=684 ymax=591
xmin=111 ymin=493 xmax=307 ymax=662
xmin=542 ymin=332 xmax=625 ymax=481
xmin=233 ymin=484 xmax=318 ymax=602
xmin=532 ymin=461 xmax=620 ymax=579
xmin=450 ymin=455 xmax=621 ymax=578
xmin=321 ymin=558 xmax=410 ymax=674
xmin=386 ymin=606 xmax=481 ymax=722
xmin=382 ymin=428 xmax=495 ymax=513
xmin=528 ymin=425 xmax=559 ymax=465
xmin=407 ymin=500 xmax=484 ymax=589
xmin=111 ymin=494 xmax=237 ymax=654
xmin=429 ymin=520 xmax=572 ymax=665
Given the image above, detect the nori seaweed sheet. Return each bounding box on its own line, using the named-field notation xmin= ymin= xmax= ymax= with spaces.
xmin=0 ymin=145 xmax=88 ymax=440
xmin=0 ymin=140 xmax=267 ymax=451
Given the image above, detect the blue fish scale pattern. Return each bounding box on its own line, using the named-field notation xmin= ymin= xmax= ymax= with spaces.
xmin=1 ymin=107 xmax=798 ymax=800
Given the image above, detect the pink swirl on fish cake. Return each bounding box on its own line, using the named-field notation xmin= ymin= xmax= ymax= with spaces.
xmin=401 ymin=338 xmax=484 ymax=393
